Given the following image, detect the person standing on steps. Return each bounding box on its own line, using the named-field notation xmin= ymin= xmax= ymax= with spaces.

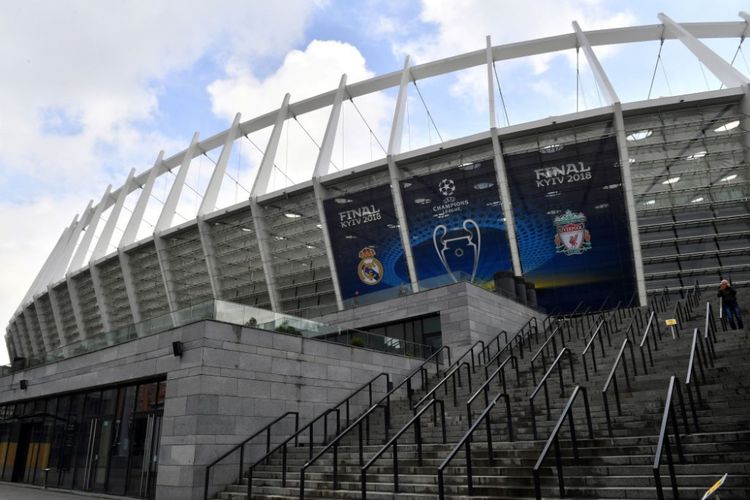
xmin=717 ymin=279 xmax=744 ymax=330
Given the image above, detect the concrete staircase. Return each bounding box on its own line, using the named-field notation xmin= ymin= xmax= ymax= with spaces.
xmin=212 ymin=300 xmax=750 ymax=499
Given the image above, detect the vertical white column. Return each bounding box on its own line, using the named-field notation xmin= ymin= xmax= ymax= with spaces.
xmin=386 ymin=56 xmax=420 ymax=292
xmin=741 ymin=84 xmax=750 ymax=200
xmin=33 ymin=298 xmax=54 ymax=351
xmin=66 ymin=277 xmax=88 ymax=341
xmin=313 ymin=75 xmax=348 ymax=310
xmin=9 ymin=323 xmax=29 ymax=361
xmin=249 ymin=95 xmax=291 ymax=312
xmin=89 ymin=262 xmax=112 ymax=332
xmin=250 ymin=200 xmax=281 ymax=311
xmin=486 ymin=36 xmax=523 ymax=276
xmin=312 ymin=181 xmax=344 ymax=310
xmin=117 ymin=249 xmax=142 ymax=323
xmin=47 ymin=285 xmax=67 ymax=346
xmin=197 ymin=115 xmax=240 ymax=301
xmin=153 ymin=135 xmax=200 ymax=313
xmin=153 ymin=236 xmax=178 ymax=313
xmin=613 ymin=102 xmax=648 ymax=306
xmin=118 ymin=153 xmax=163 ymax=323
xmin=21 ymin=311 xmax=41 ymax=357
xmin=89 ymin=169 xmax=136 ymax=334
xmin=197 ymin=220 xmax=222 ymax=300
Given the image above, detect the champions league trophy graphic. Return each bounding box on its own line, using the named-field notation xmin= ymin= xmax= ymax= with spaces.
xmin=432 ymin=219 xmax=481 ymax=283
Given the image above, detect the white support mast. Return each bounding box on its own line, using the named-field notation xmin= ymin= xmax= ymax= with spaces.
xmin=486 ymin=35 xmax=523 ymax=277
xmin=386 ymin=56 xmax=420 ymax=292
xmin=313 ymin=74 xmax=348 ymax=310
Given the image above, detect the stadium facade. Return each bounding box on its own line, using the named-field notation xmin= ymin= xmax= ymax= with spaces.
xmin=0 ymin=13 xmax=749 ymax=500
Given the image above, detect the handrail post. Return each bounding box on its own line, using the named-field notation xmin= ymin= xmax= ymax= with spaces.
xmin=238 ymin=446 xmax=244 ymax=486
xmin=603 ymin=391 xmax=613 ymax=438
xmin=554 ymin=436 xmax=565 ymax=497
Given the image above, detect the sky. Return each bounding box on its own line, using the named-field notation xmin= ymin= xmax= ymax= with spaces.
xmin=1 ymin=0 xmax=748 ymax=364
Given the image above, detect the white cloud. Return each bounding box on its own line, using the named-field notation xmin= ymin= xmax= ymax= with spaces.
xmin=389 ymin=0 xmax=635 ymax=112
xmin=0 ymin=1 xmax=321 ymax=362
xmin=208 ymin=40 xmax=394 ymax=190
xmin=397 ymin=0 xmax=635 ymax=66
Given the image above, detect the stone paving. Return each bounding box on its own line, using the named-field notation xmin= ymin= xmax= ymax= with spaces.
xmin=0 ymin=483 xmax=117 ymax=500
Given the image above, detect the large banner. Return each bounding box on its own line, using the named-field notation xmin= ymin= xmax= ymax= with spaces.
xmin=505 ymin=137 xmax=636 ymax=312
xmin=400 ymin=159 xmax=513 ymax=289
xmin=323 ymin=184 xmax=409 ymax=305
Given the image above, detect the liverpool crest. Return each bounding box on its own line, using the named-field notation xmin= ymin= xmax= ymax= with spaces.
xmin=553 ymin=210 xmax=591 ymax=255
xmin=357 ymin=247 xmax=383 ymax=285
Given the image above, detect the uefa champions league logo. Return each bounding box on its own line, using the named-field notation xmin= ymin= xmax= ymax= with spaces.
xmin=428 ymin=177 xmax=481 ymax=282
xmin=438 ymin=178 xmax=455 ymax=197
xmin=554 ymin=210 xmax=592 ymax=255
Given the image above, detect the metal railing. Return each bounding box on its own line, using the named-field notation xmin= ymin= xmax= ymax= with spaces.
xmin=580 ymin=319 xmax=609 ymax=381
xmin=453 ymin=339 xmax=488 ymax=373
xmin=653 ymin=376 xmax=688 ymax=500
xmin=437 ymin=391 xmax=513 ymax=499
xmin=684 ymin=327 xmax=715 ymax=433
xmin=638 ymin=310 xmax=662 ymax=374
xmin=703 ymin=301 xmax=719 ymax=358
xmin=414 ymin=361 xmax=472 ymax=408
xmin=532 ymin=385 xmax=594 ymax=500
xmin=480 ymin=317 xmax=540 ymax=363
xmin=203 ymin=411 xmax=299 ymax=500
xmin=360 ymin=398 xmax=446 ymax=499
xmin=242 ymin=372 xmax=392 ymax=498
xmin=602 ymin=338 xmax=635 ymax=438
xmin=298 ymin=345 xmax=451 ymax=499
xmin=530 ymin=325 xmax=565 ymax=385
xmin=466 ymin=354 xmax=517 ymax=433
xmin=529 ymin=347 xmax=576 ymax=440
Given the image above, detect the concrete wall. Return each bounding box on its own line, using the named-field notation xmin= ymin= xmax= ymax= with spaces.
xmin=316 ymin=281 xmax=545 ymax=356
xmin=0 ymin=320 xmax=422 ymax=500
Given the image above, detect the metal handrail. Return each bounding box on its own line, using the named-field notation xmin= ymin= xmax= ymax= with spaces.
xmin=298 ymin=344 xmax=453 ymax=499
xmin=437 ymin=391 xmax=513 ymax=499
xmin=360 ymin=399 xmax=446 ymax=499
xmin=638 ymin=310 xmax=661 ymax=374
xmin=602 ymin=338 xmax=636 ymax=438
xmin=703 ymin=302 xmax=719 ymax=358
xmin=203 ymin=411 xmax=298 ymax=500
xmin=529 ymin=347 xmax=576 ymax=440
xmin=530 ymin=325 xmax=564 ymax=385
xmin=243 ymin=372 xmax=391 ymax=498
xmin=466 ymin=354 xmax=516 ymax=434
xmin=581 ymin=319 xmax=608 ymax=381
xmin=480 ymin=317 xmax=540 ymax=363
xmin=414 ymin=361 xmax=472 ymax=408
xmin=684 ymin=327 xmax=715 ymax=433
xmin=453 ymin=339 xmax=487 ymax=373
xmin=484 ymin=341 xmax=521 ymax=382
xmin=653 ymin=376 xmax=687 ymax=500
xmin=532 ymin=385 xmax=594 ymax=500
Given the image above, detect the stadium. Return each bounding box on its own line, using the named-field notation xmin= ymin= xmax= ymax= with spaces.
xmin=1 ymin=12 xmax=749 ymax=500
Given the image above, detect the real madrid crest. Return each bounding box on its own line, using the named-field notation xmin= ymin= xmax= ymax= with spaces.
xmin=357 ymin=247 xmax=383 ymax=285
xmin=553 ymin=210 xmax=592 ymax=255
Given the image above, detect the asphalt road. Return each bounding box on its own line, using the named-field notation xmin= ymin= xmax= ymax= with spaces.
xmin=0 ymin=483 xmax=117 ymax=500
